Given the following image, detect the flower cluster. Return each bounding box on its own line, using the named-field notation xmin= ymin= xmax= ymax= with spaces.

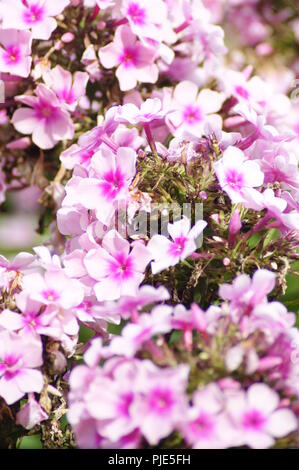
xmin=0 ymin=0 xmax=298 ymax=450
xmin=68 ymin=271 xmax=299 ymax=449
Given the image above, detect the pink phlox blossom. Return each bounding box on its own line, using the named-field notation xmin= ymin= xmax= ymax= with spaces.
xmin=219 ymin=269 xmax=276 ymax=319
xmin=84 ymin=229 xmax=152 ymax=301
xmin=0 ymin=330 xmax=44 ymax=405
xmin=97 ymin=285 xmax=170 ymax=321
xmin=12 ymin=84 xmax=74 ymax=149
xmin=0 ymin=29 xmax=32 ymax=78
xmin=226 ymin=383 xmax=297 ymax=448
xmin=43 ymin=65 xmax=89 ymax=112
xmin=130 ymin=361 xmax=189 ymax=445
xmin=166 ymin=80 xmax=225 ymax=138
xmin=99 ymin=25 xmax=158 ymax=91
xmin=0 ymin=291 xmax=61 ymax=339
xmin=115 ymin=98 xmax=168 ymax=125
xmin=121 ymin=0 xmax=167 ymax=43
xmin=181 ymin=383 xmax=233 ymax=448
xmin=213 ymin=145 xmax=264 ymax=205
xmin=73 ymin=146 xmax=137 ymax=225
xmin=244 ymin=188 xmax=299 ymax=232
xmin=0 ymin=0 xmax=70 ymax=40
xmin=108 ymin=305 xmax=173 ymax=357
xmin=22 ymin=267 xmax=84 ymax=310
xmin=148 ymin=216 xmax=207 ymax=274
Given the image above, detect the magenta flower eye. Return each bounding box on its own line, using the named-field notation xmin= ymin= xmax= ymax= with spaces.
xmin=23 ymin=4 xmax=45 ymax=25
xmin=127 ymin=3 xmax=146 ymax=25
xmin=242 ymin=410 xmax=266 ymax=430
xmin=183 ymin=105 xmax=203 ymax=124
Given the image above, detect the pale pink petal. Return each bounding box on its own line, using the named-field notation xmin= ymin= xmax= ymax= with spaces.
xmin=15 ymin=369 xmax=44 ymax=394
xmin=247 ymin=384 xmax=279 ymax=415
xmin=12 ymin=108 xmax=38 ymax=134
xmin=173 ymin=81 xmax=198 ymax=106
xmin=197 ymin=89 xmax=225 ymax=114
xmin=266 ymin=409 xmax=297 ymax=438
xmin=84 ymin=247 xmax=113 ymax=281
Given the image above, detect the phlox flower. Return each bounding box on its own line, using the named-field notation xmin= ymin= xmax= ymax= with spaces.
xmin=166 ymin=80 xmax=225 ymax=138
xmin=244 ymin=188 xmax=299 ymax=233
xmin=103 ymin=284 xmax=170 ymax=321
xmin=84 ymin=230 xmax=152 ymax=301
xmin=43 ymin=66 xmax=89 ymax=112
xmin=74 ymin=146 xmax=137 ymax=225
xmin=60 ymin=106 xmax=119 ymax=167
xmin=131 ymin=362 xmax=189 ymax=445
xmin=0 ymin=29 xmax=32 ymax=78
xmin=12 ymin=84 xmax=74 ymax=149
xmin=219 ymin=269 xmax=276 ymax=318
xmin=181 ymin=383 xmax=233 ymax=449
xmin=95 ymin=0 xmax=115 ymax=9
xmin=248 ymin=301 xmax=296 ymax=340
xmin=0 ymin=0 xmax=70 ymax=40
xmin=22 ymin=268 xmax=84 ymax=310
xmin=0 ymin=330 xmax=44 ymax=405
xmin=68 ymin=358 xmax=141 ymax=448
xmin=74 ymin=297 xmax=121 ymax=326
xmin=98 ymin=25 xmax=158 ymax=91
xmin=0 ymin=291 xmax=61 ymax=339
xmin=213 ymin=146 xmax=264 ymax=204
xmin=109 ymin=305 xmax=173 ymax=357
xmin=147 ymin=216 xmax=207 ymax=274
xmin=84 ymin=360 xmax=140 ymax=443
xmin=59 ymin=143 xmax=96 ymax=170
xmin=226 ymin=383 xmax=297 ymax=448
xmin=115 ymin=98 xmax=167 ymax=125
xmin=121 ymin=0 xmax=167 ymax=42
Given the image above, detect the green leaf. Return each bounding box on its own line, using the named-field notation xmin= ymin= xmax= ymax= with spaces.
xmin=280 ymin=261 xmax=299 ymax=313
xmin=247 ymin=232 xmax=262 ymax=249
xmin=263 ymin=228 xmax=280 ymax=249
xmin=79 ymin=325 xmax=94 ymax=343
xmin=18 ymin=435 xmax=43 ymax=449
xmin=169 ymin=330 xmax=183 ymax=345
xmin=108 ymin=321 xmax=125 ymax=335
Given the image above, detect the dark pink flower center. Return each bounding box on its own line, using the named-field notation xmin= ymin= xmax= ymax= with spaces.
xmin=190 ymin=412 xmax=215 ymax=438
xmin=168 ymin=235 xmax=188 ymax=258
xmin=35 ymin=101 xmax=58 ymax=122
xmin=149 ymin=388 xmax=174 ymax=413
xmin=225 ymin=169 xmax=244 ymax=190
xmin=242 ymin=409 xmax=266 ymax=430
xmin=57 ymin=88 xmax=75 ymax=105
xmin=42 ymin=288 xmax=60 ymax=302
xmin=119 ymin=47 xmax=138 ymax=68
xmin=127 ymin=2 xmax=146 ymax=25
xmin=3 ymin=45 xmax=21 ymax=65
xmin=109 ymin=252 xmax=134 ymax=281
xmin=100 ymin=167 xmax=126 ymax=200
xmin=183 ymin=105 xmax=203 ymax=124
xmin=23 ymin=3 xmax=45 ymax=25
xmin=23 ymin=311 xmax=42 ymax=331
